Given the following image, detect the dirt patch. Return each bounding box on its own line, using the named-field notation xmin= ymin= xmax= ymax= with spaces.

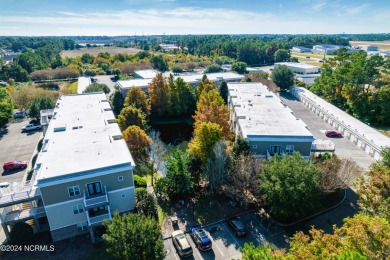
xmin=61 ymin=47 xmax=142 ymax=58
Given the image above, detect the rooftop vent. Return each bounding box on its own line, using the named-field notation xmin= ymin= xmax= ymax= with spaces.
xmin=111 ymin=134 xmax=122 ymax=140
xmin=53 ymin=125 xmax=66 ymax=132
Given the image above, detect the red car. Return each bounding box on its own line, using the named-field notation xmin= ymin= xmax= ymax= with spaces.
xmin=3 ymin=161 xmax=28 ymax=172
xmin=325 ymin=130 xmax=342 ymax=137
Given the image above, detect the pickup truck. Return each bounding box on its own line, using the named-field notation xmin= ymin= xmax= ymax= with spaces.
xmin=21 ymin=124 xmax=42 ymax=132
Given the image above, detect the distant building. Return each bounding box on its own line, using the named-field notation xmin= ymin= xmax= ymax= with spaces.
xmin=295 ymin=74 xmax=320 ymax=86
xmin=312 ymin=44 xmax=343 ymax=55
xmin=228 ymin=82 xmax=315 ymax=158
xmin=77 ymin=76 xmax=92 ymax=94
xmin=358 ymin=45 xmax=378 ymax=52
xmin=274 ymin=62 xmax=320 ymax=74
xmin=116 ymin=72 xmax=245 ymax=97
xmin=133 ymin=69 xmax=159 ymax=79
xmin=291 ymin=46 xmax=312 ymax=53
xmin=159 ymin=44 xmax=180 ymax=52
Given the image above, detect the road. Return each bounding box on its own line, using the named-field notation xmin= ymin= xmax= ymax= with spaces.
xmin=279 ymin=93 xmax=376 ymax=170
xmin=94 ymin=75 xmax=117 ymax=96
xmin=0 ymin=118 xmax=42 ymax=184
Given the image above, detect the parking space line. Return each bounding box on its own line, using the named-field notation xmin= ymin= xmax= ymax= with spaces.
xmin=168 ymin=238 xmax=179 ymax=260
xmin=221 ymin=223 xmax=242 ymax=248
xmin=186 ymin=234 xmax=203 ymax=260
xmin=206 ymin=229 xmax=224 ymax=256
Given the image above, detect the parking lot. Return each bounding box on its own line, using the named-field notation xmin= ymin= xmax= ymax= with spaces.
xmin=0 ymin=118 xmax=42 ymax=184
xmin=164 ymin=212 xmax=288 ymax=260
xmin=279 ymin=93 xmax=376 ymax=170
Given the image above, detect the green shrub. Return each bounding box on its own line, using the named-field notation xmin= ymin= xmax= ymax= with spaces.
xmin=10 ymin=222 xmax=34 ymax=245
xmin=135 ymin=187 xmax=146 ymax=194
xmin=37 ymin=139 xmax=43 ymax=152
xmin=134 ymin=175 xmax=147 ymax=188
xmin=31 ymin=154 xmax=38 ymax=167
xmin=26 ymin=169 xmax=33 ymax=181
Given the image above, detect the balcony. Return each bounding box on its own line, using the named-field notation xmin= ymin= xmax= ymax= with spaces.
xmin=89 ymin=213 xmax=111 ymax=225
xmin=84 ymin=186 xmax=109 ymax=209
xmin=1 ymin=206 xmax=46 ymax=224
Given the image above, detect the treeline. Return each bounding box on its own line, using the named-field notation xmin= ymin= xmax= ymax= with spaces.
xmin=0 ymin=37 xmax=75 ymax=52
xmin=310 ymin=49 xmax=390 ymax=125
xmin=348 ymin=33 xmax=390 ymax=41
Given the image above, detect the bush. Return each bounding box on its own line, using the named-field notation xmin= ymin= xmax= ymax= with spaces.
xmin=37 ymin=139 xmax=43 ymax=152
xmin=31 ymin=154 xmax=38 ymax=168
xmin=134 ymin=175 xmax=147 ymax=188
xmin=204 ymin=64 xmax=222 ymax=73
xmin=10 ymin=222 xmax=34 ymax=245
xmin=171 ymin=65 xmax=184 ymax=73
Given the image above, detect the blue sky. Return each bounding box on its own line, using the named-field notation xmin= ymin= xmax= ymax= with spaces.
xmin=0 ymin=0 xmax=389 ymax=35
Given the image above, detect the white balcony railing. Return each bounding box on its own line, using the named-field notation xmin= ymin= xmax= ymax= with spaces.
xmin=89 ymin=213 xmax=111 ymax=225
xmin=84 ymin=186 xmax=109 ymax=208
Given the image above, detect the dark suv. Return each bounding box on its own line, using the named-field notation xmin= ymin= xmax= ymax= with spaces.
xmin=191 ymin=226 xmax=212 ymax=251
xmin=228 ymin=218 xmax=247 ymax=237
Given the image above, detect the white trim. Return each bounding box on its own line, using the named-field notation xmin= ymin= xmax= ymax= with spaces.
xmin=44 ymin=197 xmax=84 ymax=209
xmin=247 ymin=137 xmax=315 ymax=142
xmin=107 ymin=186 xmax=134 ymax=195
xmin=37 ymin=164 xmax=133 ymax=188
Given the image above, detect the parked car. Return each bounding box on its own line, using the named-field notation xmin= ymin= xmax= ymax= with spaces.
xmin=21 ymin=124 xmax=42 ymax=132
xmin=172 ymin=230 xmax=193 ymax=257
xmin=306 ymin=56 xmax=310 ymax=58
xmin=325 ymin=130 xmax=342 ymax=137
xmin=228 ymin=218 xmax=247 ymax=237
xmin=0 ymin=182 xmax=11 ymax=188
xmin=13 ymin=111 xmax=26 ymax=118
xmin=3 ymin=161 xmax=28 ymax=172
xmin=191 ymin=225 xmax=212 ymax=251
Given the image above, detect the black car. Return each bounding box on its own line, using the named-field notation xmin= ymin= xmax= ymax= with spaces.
xmin=228 ymin=218 xmax=247 ymax=237
xmin=191 ymin=225 xmax=212 ymax=251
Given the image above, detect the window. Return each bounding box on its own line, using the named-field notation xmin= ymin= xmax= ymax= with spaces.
xmin=270 ymin=145 xmax=282 ymax=155
xmin=253 ymin=145 xmax=258 ymax=149
xmin=87 ymin=182 xmax=102 ymax=196
xmin=121 ymin=194 xmax=126 ymax=198
xmin=118 ymin=176 xmax=123 ymax=181
xmin=68 ymin=186 xmax=80 ymax=197
xmin=77 ymin=221 xmax=88 ymax=231
xmin=285 ymin=145 xmax=294 ymax=155
xmin=73 ymin=204 xmax=84 ymax=214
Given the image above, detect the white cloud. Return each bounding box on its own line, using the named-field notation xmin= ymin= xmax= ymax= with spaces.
xmin=0 ymin=6 xmax=388 ymax=36
xmin=311 ymin=1 xmax=328 ymax=11
xmin=346 ymin=3 xmax=370 ymax=15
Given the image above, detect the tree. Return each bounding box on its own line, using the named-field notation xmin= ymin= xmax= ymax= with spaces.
xmin=124 ymin=87 xmax=150 ymax=115
xmin=271 ymin=65 xmax=294 ymax=91
xmin=205 ymin=140 xmax=229 ymax=192
xmin=28 ymin=97 xmax=55 ymax=120
xmin=381 ymin=147 xmax=390 ymax=168
xmin=117 ymin=105 xmax=146 ymax=131
xmin=226 ymin=154 xmax=261 ymax=206
xmin=123 ymin=125 xmax=150 ymax=161
xmin=109 ymin=90 xmax=124 ymax=115
xmin=193 ymin=90 xmax=231 ymax=139
xmin=218 ymin=81 xmax=228 ymax=104
xmin=10 ymin=222 xmax=34 ymax=245
xmin=0 ymin=88 xmax=13 ymax=126
xmin=188 ymin=122 xmax=222 ymax=164
xmin=356 ymin=164 xmax=390 ymax=221
xmin=231 ymin=61 xmax=247 ymax=74
xmin=103 ymin=213 xmax=165 ymax=260
xmin=204 ymin=64 xmax=222 ymax=73
xmin=83 ymin=83 xmax=110 ymax=94
xmin=16 ymin=52 xmax=46 ymax=73
xmin=319 ymin=157 xmax=363 ymax=193
xmin=196 ymin=75 xmax=215 ymax=97
xmin=156 ymin=149 xmax=193 ymax=199
xmin=148 ymin=130 xmax=167 ymax=186
xmin=170 ymin=77 xmax=196 ymax=116
xmin=274 ymin=49 xmax=291 ymax=62
xmin=148 ymin=74 xmax=171 ymax=116
xmin=259 ymin=152 xmax=322 ymax=220
xmin=232 ymin=137 xmax=251 ymax=158
xmin=151 ymin=54 xmax=169 ymax=71
xmin=241 ymin=243 xmax=281 ymax=260
xmin=136 ymin=189 xmax=158 ymax=220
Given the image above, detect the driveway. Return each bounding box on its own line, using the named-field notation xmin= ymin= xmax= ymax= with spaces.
xmin=93 ymin=75 xmax=117 ymax=96
xmin=0 ymin=118 xmax=42 ymax=183
xmin=279 ymin=93 xmax=376 ymax=170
